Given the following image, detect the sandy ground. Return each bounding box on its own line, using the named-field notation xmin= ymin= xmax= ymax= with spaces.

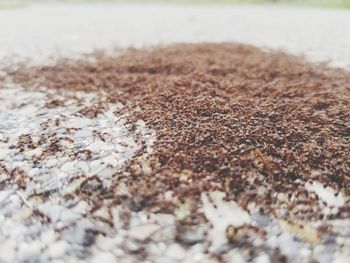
xmin=0 ymin=3 xmax=350 ymax=68
xmin=1 ymin=3 xmax=350 ymax=263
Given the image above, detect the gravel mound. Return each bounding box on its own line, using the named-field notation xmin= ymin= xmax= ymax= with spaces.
xmin=2 ymin=43 xmax=350 ymax=262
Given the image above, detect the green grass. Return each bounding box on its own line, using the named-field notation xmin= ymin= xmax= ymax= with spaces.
xmin=273 ymin=0 xmax=350 ymax=8
xmin=1 ymin=0 xmax=350 ymax=9
xmin=0 ymin=0 xmax=28 ymax=8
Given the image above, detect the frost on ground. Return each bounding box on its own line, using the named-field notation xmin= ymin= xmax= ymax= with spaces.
xmin=201 ymin=191 xmax=350 ymax=263
xmin=0 ymin=83 xmax=156 ymax=262
xmin=0 ymin=85 xmax=144 ymax=189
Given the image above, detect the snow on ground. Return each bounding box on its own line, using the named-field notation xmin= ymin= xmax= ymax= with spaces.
xmin=0 ymin=4 xmax=350 ymax=68
xmin=0 ymin=81 xmax=156 ymax=262
xmin=0 ymin=84 xmax=154 ymax=190
xmin=1 ymin=3 xmax=350 ymax=263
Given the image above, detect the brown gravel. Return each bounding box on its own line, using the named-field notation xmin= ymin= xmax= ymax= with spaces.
xmin=5 ymin=42 xmax=350 ymax=239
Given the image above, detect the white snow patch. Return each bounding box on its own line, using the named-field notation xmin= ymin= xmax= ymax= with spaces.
xmin=305 ymin=181 xmax=345 ymax=208
xmin=0 ymin=85 xmax=154 ymax=196
xmin=0 ymin=83 xmax=155 ymax=259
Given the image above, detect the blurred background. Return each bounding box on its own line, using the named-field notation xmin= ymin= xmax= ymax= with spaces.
xmin=1 ymin=0 xmax=350 ymax=9
xmin=1 ymin=0 xmax=349 ymax=69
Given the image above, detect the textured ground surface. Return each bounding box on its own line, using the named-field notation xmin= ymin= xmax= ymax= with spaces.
xmin=2 ymin=43 xmax=350 ymax=263
xmin=1 ymin=3 xmax=350 ymax=263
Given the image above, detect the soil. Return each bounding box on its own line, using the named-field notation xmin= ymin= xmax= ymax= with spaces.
xmin=3 ymin=43 xmax=350 ymax=262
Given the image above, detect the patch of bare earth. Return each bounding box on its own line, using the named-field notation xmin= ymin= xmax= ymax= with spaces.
xmin=2 ymin=43 xmax=350 ymax=262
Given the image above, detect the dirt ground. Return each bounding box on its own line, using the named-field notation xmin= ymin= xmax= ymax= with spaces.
xmin=1 ymin=43 xmax=350 ymax=262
